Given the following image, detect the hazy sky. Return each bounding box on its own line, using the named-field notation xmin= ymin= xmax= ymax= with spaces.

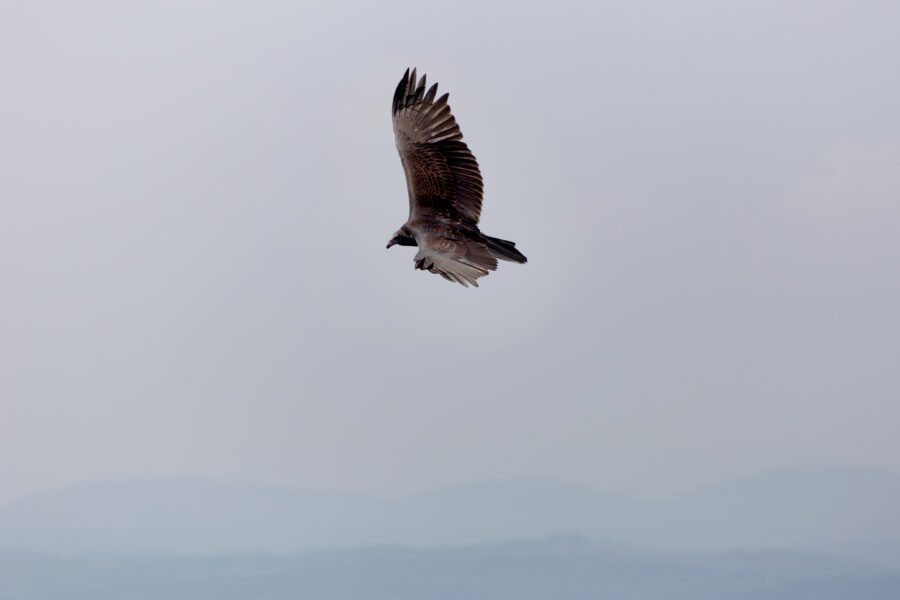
xmin=1 ymin=0 xmax=898 ymax=505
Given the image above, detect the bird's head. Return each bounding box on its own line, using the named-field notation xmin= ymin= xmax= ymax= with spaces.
xmin=386 ymin=227 xmax=416 ymax=249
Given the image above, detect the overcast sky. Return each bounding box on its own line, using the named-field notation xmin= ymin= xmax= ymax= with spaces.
xmin=1 ymin=0 xmax=898 ymax=505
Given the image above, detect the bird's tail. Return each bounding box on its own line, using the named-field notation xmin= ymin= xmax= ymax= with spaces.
xmin=484 ymin=235 xmax=527 ymax=263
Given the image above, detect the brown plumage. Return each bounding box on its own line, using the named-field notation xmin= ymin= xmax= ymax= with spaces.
xmin=386 ymin=68 xmax=527 ymax=287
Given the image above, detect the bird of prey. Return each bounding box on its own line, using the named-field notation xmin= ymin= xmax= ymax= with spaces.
xmin=387 ymin=68 xmax=526 ymax=287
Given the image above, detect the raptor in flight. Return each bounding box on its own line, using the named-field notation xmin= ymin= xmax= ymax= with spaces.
xmin=387 ymin=68 xmax=526 ymax=287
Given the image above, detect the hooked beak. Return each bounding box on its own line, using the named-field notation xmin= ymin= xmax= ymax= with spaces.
xmin=386 ymin=239 xmax=396 ymax=249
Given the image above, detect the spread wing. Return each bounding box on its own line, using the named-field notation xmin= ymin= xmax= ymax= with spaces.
xmin=392 ymin=68 xmax=484 ymax=224
xmin=414 ymin=232 xmax=498 ymax=288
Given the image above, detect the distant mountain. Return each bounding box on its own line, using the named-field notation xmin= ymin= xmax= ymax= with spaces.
xmin=1 ymin=467 xmax=899 ymax=563
xmin=656 ymin=466 xmax=900 ymax=550
xmin=2 ymin=538 xmax=899 ymax=600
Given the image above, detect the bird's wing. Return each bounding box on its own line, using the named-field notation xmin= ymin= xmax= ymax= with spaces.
xmin=413 ymin=231 xmax=498 ymax=288
xmin=392 ymin=68 xmax=484 ymax=224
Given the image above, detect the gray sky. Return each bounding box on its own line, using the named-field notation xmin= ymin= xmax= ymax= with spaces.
xmin=1 ymin=0 xmax=898 ymax=505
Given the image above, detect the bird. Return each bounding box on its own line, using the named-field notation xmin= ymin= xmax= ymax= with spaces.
xmin=386 ymin=68 xmax=527 ymax=287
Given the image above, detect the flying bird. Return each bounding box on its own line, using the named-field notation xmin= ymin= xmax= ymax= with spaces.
xmin=387 ymin=68 xmax=526 ymax=287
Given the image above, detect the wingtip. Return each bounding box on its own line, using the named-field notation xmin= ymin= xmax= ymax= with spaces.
xmin=393 ymin=68 xmax=412 ymax=115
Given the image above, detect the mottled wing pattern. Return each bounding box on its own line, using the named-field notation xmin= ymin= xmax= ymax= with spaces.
xmin=392 ymin=68 xmax=484 ymax=223
xmin=414 ymin=233 xmax=498 ymax=288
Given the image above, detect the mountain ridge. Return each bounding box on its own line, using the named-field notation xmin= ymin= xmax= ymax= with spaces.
xmin=2 ymin=466 xmax=899 ymax=564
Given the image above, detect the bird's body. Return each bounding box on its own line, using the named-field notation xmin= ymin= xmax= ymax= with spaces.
xmin=387 ymin=68 xmax=526 ymax=287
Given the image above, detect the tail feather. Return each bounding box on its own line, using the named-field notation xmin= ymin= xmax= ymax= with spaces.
xmin=483 ymin=235 xmax=527 ymax=263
